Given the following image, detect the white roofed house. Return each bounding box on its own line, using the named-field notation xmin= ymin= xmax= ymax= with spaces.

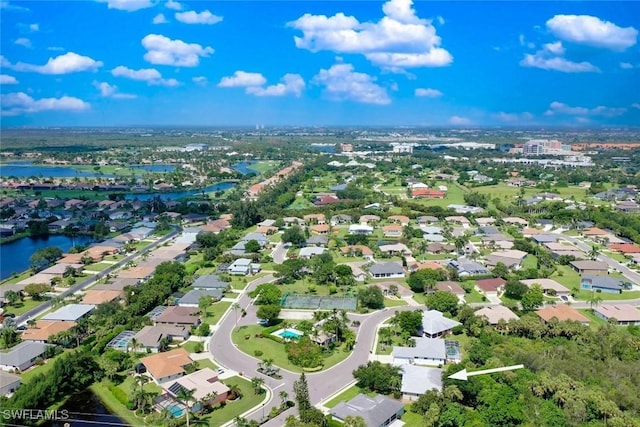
xmin=298 ymin=247 xmax=327 ymax=259
xmin=593 ymin=304 xmax=640 ymax=326
xmin=400 ymin=365 xmax=443 ymax=401
xmin=368 ymin=262 xmax=405 ymax=279
xmin=349 ymin=224 xmax=374 ymax=235
xmin=420 ymin=310 xmax=461 ymax=338
xmin=392 ymin=337 xmax=448 ymax=366
xmin=330 ymin=394 xmax=404 ymax=427
xmin=474 ymin=305 xmax=520 ymax=325
xmin=228 ymin=258 xmax=261 ymax=275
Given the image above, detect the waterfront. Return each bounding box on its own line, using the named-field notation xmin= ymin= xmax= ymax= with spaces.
xmin=0 ymin=234 xmax=93 ymax=280
xmin=124 ymin=181 xmax=236 ymax=201
xmin=0 ymin=162 xmax=176 ymax=178
xmin=44 ymin=390 xmax=126 ymax=427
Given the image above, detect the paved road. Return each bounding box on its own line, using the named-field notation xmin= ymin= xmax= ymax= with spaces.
xmin=271 ymin=241 xmax=288 ymax=264
xmin=209 ymin=274 xmax=416 ymax=425
xmin=13 ymin=228 xmax=180 ymax=326
xmin=557 ymin=234 xmax=640 ymax=287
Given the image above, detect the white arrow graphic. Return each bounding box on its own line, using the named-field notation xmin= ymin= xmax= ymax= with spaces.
xmin=448 ymin=364 xmax=524 ymax=381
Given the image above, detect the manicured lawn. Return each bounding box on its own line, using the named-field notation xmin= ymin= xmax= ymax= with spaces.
xmin=402 ymin=407 xmax=423 ymax=425
xmin=203 ymin=376 xmax=266 ymax=426
xmin=181 ymin=340 xmax=205 ymax=354
xmin=3 ymin=298 xmax=46 ymax=316
xmin=21 ymin=352 xmax=65 ymax=384
xmin=323 ymin=384 xmax=375 ymax=408
xmin=203 ymin=301 xmax=232 ymax=326
xmin=577 ymin=309 xmax=607 ymax=327
xmin=90 ymin=381 xmax=143 ymax=427
xmin=575 ymin=290 xmax=640 ymax=301
xmin=287 ymin=196 xmax=314 ymax=210
xmin=522 ymin=254 xmax=538 ymax=269
xmin=465 ymin=288 xmax=486 ymax=303
xmin=83 ymin=262 xmax=114 ymax=271
xmin=196 ymin=358 xmax=219 ymax=371
xmin=231 ymin=277 xmax=250 ymax=290
xmin=411 ymin=293 xmax=427 ymax=305
xmin=251 ymin=161 xmax=280 ymax=174
xmin=1 ymin=270 xmax=32 ymax=285
xmin=231 ymin=324 xmax=350 ymax=373
xmin=550 ymin=265 xmax=581 ymax=290
xmin=604 ymin=251 xmax=629 ymax=263
xmin=117 ymin=375 xmax=162 ymax=396
xmin=384 ymin=298 xmax=408 ymax=307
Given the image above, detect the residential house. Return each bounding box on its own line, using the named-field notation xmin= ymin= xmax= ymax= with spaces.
xmin=129 ymin=227 xmax=154 ymax=240
xmin=165 ymin=368 xmax=230 ymax=410
xmin=412 ymin=188 xmax=445 ymax=199
xmin=400 ymin=365 xmax=443 ymax=401
xmin=485 ymin=249 xmax=528 ymax=269
xmin=378 ymin=243 xmax=412 ymax=256
xmin=369 ymin=262 xmax=405 ymax=279
xmin=594 ymin=304 xmax=640 ymax=326
xmin=475 ymin=217 xmax=497 ymax=226
xmin=299 ymin=247 xmax=327 ymax=259
xmin=359 ymin=215 xmax=380 ymax=225
xmin=119 ymin=266 xmax=155 ymax=280
xmin=521 ymin=278 xmax=570 ymax=297
xmin=41 ymin=304 xmax=96 ymax=322
xmin=306 ymin=235 xmax=329 ymax=247
xmin=154 ymin=306 xmax=201 ymax=328
xmin=475 ymin=305 xmax=519 ymax=325
xmin=228 ymin=258 xmax=260 ymax=275
xmin=536 ymin=304 xmax=590 ymax=325
xmin=571 ymin=261 xmax=609 ymax=275
xmin=340 ymin=245 xmax=375 ymax=261
xmin=420 ymin=310 xmax=461 ymax=338
xmin=81 ymin=289 xmax=122 ymax=305
xmin=435 ymin=281 xmax=466 ymax=299
xmin=178 ymin=289 xmax=223 ymax=307
xmin=348 ymin=224 xmax=373 ymax=235
xmin=608 ymin=243 xmax=640 ymax=255
xmin=310 ymin=331 xmax=337 ymax=348
xmin=0 ymin=371 xmax=21 ymax=396
xmin=421 ymin=226 xmax=443 ymax=235
xmin=392 ymin=337 xmax=450 ymax=366
xmin=132 ymin=325 xmax=190 ymax=353
xmin=416 ymin=216 xmax=439 ymax=225
xmin=303 ymin=214 xmax=326 ymax=225
xmin=615 ymin=200 xmax=640 ymax=213
xmin=349 ymin=265 xmax=368 ymax=282
xmin=427 ymin=242 xmax=455 ymax=254
xmin=310 ymin=224 xmax=330 ymax=235
xmin=330 ymin=214 xmax=352 ymax=226
xmin=140 ymin=348 xmax=193 ymax=383
xmin=191 ymin=274 xmax=230 ymax=291
xmin=282 ymin=217 xmax=304 ymax=227
xmin=241 ymin=232 xmax=270 ymax=248
xmin=21 ymin=320 xmax=77 ymax=343
xmin=476 ymin=278 xmax=506 ymax=298
xmin=445 ymin=216 xmax=471 ymax=226
xmin=388 ymin=215 xmax=410 ymax=226
xmin=382 ymin=224 xmax=403 ymax=237
xmin=0 ymin=341 xmax=49 ymax=372
xmin=580 ymin=275 xmax=624 ymax=294
xmin=331 ymin=394 xmax=404 ymax=427
xmin=503 ymin=217 xmax=529 ymax=227
xmin=448 ymin=259 xmax=490 ymax=277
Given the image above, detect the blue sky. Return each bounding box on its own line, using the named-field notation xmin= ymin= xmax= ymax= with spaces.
xmin=1 ymin=0 xmax=639 ymax=127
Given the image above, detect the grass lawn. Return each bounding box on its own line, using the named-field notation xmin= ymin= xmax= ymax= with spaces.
xmin=324 ymin=384 xmax=375 ymax=408
xmin=83 ymin=262 xmax=114 ymax=271
xmin=203 ymin=301 xmax=232 ymax=325
xmin=411 ymin=293 xmax=427 ymax=305
xmin=196 ymin=358 xmax=219 ymax=371
xmin=231 ymin=324 xmax=350 ymax=373
xmin=402 ymin=407 xmax=423 ymax=425
xmin=3 ymin=298 xmax=46 ymax=316
xmin=251 ymin=160 xmax=280 ymax=174
xmin=577 ymin=309 xmax=607 ymax=327
xmin=287 ymin=196 xmax=314 ymax=210
xmin=522 ymin=255 xmax=538 ymax=269
xmin=384 ymin=298 xmax=408 ymax=307
xmin=574 ymin=289 xmax=640 ymax=301
xmin=1 ymin=270 xmax=32 ymax=285
xmin=20 ymin=352 xmax=63 ymax=384
xmin=231 ymin=277 xmax=250 ymax=290
xmin=203 ymin=376 xmax=265 ymax=426
xmin=550 ymin=265 xmax=581 ymax=290
xmin=465 ymin=288 xmax=486 ymax=303
xmin=117 ymin=375 xmax=162 ymax=396
xmin=604 ymin=251 xmax=629 ymax=263
xmin=90 ymin=381 xmax=142 ymax=427
xmin=181 ymin=340 xmax=205 ymax=354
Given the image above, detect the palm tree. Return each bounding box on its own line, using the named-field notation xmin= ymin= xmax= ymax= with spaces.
xmin=231 ymin=302 xmax=241 ymax=328
xmin=227 ymin=384 xmax=242 ymax=400
xmin=279 ymin=390 xmax=288 ymax=408
xmin=589 ymin=245 xmax=600 ymax=261
xmin=251 ymin=377 xmax=264 ymax=394
xmin=176 ymin=387 xmax=196 ymax=427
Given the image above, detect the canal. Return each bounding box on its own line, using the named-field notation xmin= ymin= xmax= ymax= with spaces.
xmin=44 ymin=389 xmax=126 ymax=427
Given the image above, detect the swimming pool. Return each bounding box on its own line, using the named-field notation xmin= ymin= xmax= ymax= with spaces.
xmin=278 ymin=329 xmax=303 ymax=339
xmin=167 ymin=403 xmax=184 ymax=418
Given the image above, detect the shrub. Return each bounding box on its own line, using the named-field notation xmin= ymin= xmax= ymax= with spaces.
xmin=254 ymin=350 xmax=264 ymax=357
xmin=108 ymin=384 xmax=129 ymax=406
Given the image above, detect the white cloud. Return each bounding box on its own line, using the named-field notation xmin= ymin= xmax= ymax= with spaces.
xmin=142 ymin=34 xmax=214 ymax=67
xmin=631 ymin=103 xmax=640 ymax=109
xmin=247 ymin=74 xmax=305 ymax=97
xmin=436 ymin=16 xmax=445 ymax=25
xmin=288 ymin=0 xmax=452 ymax=72
xmin=545 ymin=101 xmax=627 ymax=117
xmin=47 ymin=46 xmax=65 ymax=51
xmin=449 ymin=115 xmax=472 ymax=125
xmin=99 ymin=0 xmax=154 ymax=12
xmin=0 ymin=1 xmax=30 ymax=12
xmin=494 ymin=111 xmax=534 ymax=122
xmin=547 ymin=14 xmax=638 ymax=51
xmin=620 ymin=62 xmax=635 ymax=69
xmin=1 ymin=92 xmax=89 ymax=116
xmin=93 ymin=81 xmax=137 ymax=99
xmin=175 ymin=10 xmax=222 ymax=25
xmin=192 ymin=76 xmax=207 ymax=86
xmin=543 ymin=41 xmax=564 ymax=56
xmin=415 ymin=88 xmax=442 ymax=98
xmin=29 ymin=23 xmax=39 ymax=32
xmin=10 ymin=52 xmax=103 ymax=74
xmin=153 ymin=13 xmax=168 ymax=24
xmin=218 ymin=71 xmax=267 ymax=88
xmin=520 ymin=42 xmax=599 ymax=73
xmin=111 ymin=65 xmax=179 ymax=86
xmin=0 ymin=74 xmax=19 ymax=84
xmin=14 ymin=38 xmax=31 ymax=48
xmin=312 ymin=63 xmax=390 ymax=105
xmin=165 ymin=0 xmax=181 ymax=10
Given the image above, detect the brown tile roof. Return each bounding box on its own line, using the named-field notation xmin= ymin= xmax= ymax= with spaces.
xmin=81 ymin=290 xmax=122 ymax=305
xmin=582 ymin=227 xmax=608 ymax=236
xmin=536 ymin=304 xmax=590 ymax=324
xmin=608 ymin=243 xmax=640 ymax=254
xmin=435 ymin=281 xmax=465 ymax=295
xmin=154 ymin=306 xmax=200 ymax=326
xmin=119 ymin=266 xmax=155 ymax=279
xmin=476 ymin=278 xmax=507 ymax=292
xmin=22 ymin=320 xmax=76 ymax=342
xmin=141 ymin=348 xmax=192 ymax=380
xmin=340 ymin=245 xmax=374 ymax=256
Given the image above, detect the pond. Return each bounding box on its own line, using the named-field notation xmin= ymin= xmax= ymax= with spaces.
xmin=0 ymin=162 xmax=175 ymax=178
xmin=43 ymin=389 xmax=125 ymax=427
xmin=124 ymin=181 xmax=236 ymax=201
xmin=0 ymin=234 xmax=93 ymax=280
xmin=232 ymin=160 xmax=258 ymax=175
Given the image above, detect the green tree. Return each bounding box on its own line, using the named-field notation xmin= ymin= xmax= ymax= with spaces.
xmin=244 ymin=239 xmax=261 ymax=253
xmin=24 ymin=283 xmax=50 ymax=300
xmin=198 ymin=295 xmax=213 ymax=317
xmin=176 ymin=386 xmax=196 ymax=427
xmin=353 ymin=361 xmax=402 ymax=395
xmin=425 ymin=290 xmax=459 ymax=316
xmin=504 ymin=279 xmax=528 ymax=300
xmin=256 ymin=304 xmax=281 ymax=325
xmin=282 ymin=226 xmax=306 ymax=247
xmin=4 ymin=290 xmax=21 ymax=306
xmin=358 ymin=285 xmax=384 ymax=309
xmin=407 ymin=268 xmax=447 ymax=293
xmin=492 ymin=262 xmax=510 ymax=280
xmin=251 ymin=377 xmax=265 ymax=394
xmin=394 ymin=310 xmax=423 ymax=336
xmin=293 ymin=373 xmax=311 ymax=413
xmin=521 ymin=284 xmax=544 ymax=311
xmin=29 ymin=246 xmax=62 ymax=271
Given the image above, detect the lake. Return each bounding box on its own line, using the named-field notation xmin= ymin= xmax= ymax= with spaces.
xmin=124 ymin=181 xmax=236 ymax=201
xmin=0 ymin=162 xmax=175 ymax=178
xmin=0 ymin=234 xmax=93 ymax=280
xmin=44 ymin=389 xmax=126 ymax=427
xmin=233 ymin=160 xmax=258 ymax=175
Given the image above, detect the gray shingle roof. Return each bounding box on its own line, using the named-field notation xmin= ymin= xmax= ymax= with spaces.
xmin=421 ymin=310 xmax=461 ymax=335
xmin=401 ymin=365 xmax=443 ymax=395
xmin=0 ymin=342 xmax=48 ymax=368
xmin=331 ymin=394 xmax=404 ymax=427
xmin=41 ymin=304 xmax=96 ymax=322
xmin=369 ymin=262 xmax=404 ymax=275
xmin=192 ymin=274 xmax=229 ymax=289
xmin=393 ymin=337 xmax=447 ymax=360
xmin=179 ymin=289 xmax=223 ymax=305
xmin=582 ymin=275 xmax=623 ymax=290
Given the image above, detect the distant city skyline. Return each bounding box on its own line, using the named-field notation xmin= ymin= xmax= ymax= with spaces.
xmin=1 ymin=0 xmax=639 ymax=127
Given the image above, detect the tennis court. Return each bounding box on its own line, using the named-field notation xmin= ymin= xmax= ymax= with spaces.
xmin=280 ymin=293 xmax=358 ymax=311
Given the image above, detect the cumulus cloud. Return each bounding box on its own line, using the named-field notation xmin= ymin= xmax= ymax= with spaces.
xmin=29 ymin=23 xmax=39 ymax=32
xmin=165 ymin=0 xmax=181 ymax=10
xmin=9 ymin=52 xmax=103 ymax=74
xmin=620 ymin=62 xmax=636 ymax=69
xmin=0 ymin=74 xmax=19 ymax=84
xmin=1 ymin=92 xmax=89 ymax=116
xmin=99 ymin=0 xmax=154 ymax=12
xmin=312 ymin=63 xmax=390 ymax=105
xmin=192 ymin=76 xmax=207 ymax=86
xmin=494 ymin=111 xmax=534 ymax=122
xmin=415 ymin=88 xmax=442 ymax=97
xmin=153 ymin=13 xmax=168 ymax=24
xmin=14 ymin=38 xmax=31 ymax=48
xmin=218 ymin=71 xmax=267 ymax=88
xmin=111 ymin=65 xmax=179 ymax=86
xmin=288 ymin=0 xmax=452 ymax=72
xmin=545 ymin=101 xmax=627 ymax=117
xmin=0 ymin=1 xmax=31 ymax=12
xmin=631 ymin=103 xmax=640 ymax=109
xmin=247 ymin=74 xmax=305 ymax=97
xmin=175 ymin=10 xmax=222 ymax=25
xmin=93 ymin=81 xmax=137 ymax=99
xmin=449 ymin=115 xmax=472 ymax=125
xmin=520 ymin=41 xmax=599 ymax=73
xmin=142 ymin=34 xmax=214 ymax=67
xmin=547 ymin=14 xmax=638 ymax=51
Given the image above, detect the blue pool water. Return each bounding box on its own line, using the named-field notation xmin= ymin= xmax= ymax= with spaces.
xmin=279 ymin=330 xmax=303 ymax=339
xmin=168 ymin=403 xmax=184 ymax=418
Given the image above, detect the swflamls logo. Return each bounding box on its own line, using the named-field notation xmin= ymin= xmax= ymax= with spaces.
xmin=1 ymin=409 xmax=70 ymax=421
